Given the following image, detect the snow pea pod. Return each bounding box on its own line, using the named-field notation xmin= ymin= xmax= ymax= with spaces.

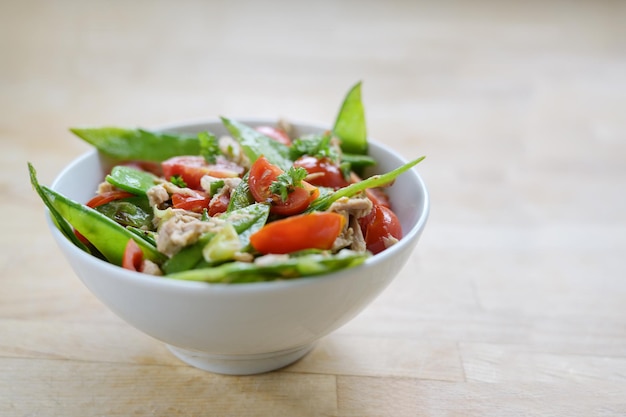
xmin=28 ymin=163 xmax=91 ymax=253
xmin=333 ymin=81 xmax=368 ymax=155
xmin=105 ymin=166 xmax=159 ymax=196
xmin=39 ymin=184 xmax=164 ymax=266
xmin=162 ymin=232 xmax=215 ymax=275
xmin=341 ymin=152 xmax=377 ymax=170
xmin=95 ymin=199 xmax=153 ymax=229
xmin=221 ymin=117 xmax=292 ymax=170
xmin=166 ymin=250 xmax=369 ymax=283
xmin=306 ymin=156 xmax=426 ymax=212
xmin=224 ymin=203 xmax=271 ymax=249
xmin=127 ymin=226 xmax=157 ymax=247
xmin=227 ymin=173 xmax=254 ymax=212
xmin=70 ymin=127 xmax=201 ymax=162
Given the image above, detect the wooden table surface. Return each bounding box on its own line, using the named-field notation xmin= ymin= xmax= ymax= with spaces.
xmin=2 ymin=0 xmax=625 ymax=415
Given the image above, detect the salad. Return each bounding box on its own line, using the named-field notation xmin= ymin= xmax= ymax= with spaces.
xmin=29 ymin=82 xmax=425 ymax=283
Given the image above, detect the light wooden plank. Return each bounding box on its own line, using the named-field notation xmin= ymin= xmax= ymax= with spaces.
xmin=335 ymin=376 xmax=626 ymax=417
xmin=461 ymin=342 xmax=626 ymax=383
xmin=0 ymin=319 xmax=175 ymax=365
xmin=287 ymin=334 xmax=464 ymax=381
xmin=0 ymin=357 xmax=338 ymax=417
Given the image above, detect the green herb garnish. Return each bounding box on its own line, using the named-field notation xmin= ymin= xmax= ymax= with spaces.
xmin=269 ymin=166 xmax=308 ymax=201
xmin=169 ymin=175 xmax=187 ymax=188
xmin=199 ymin=131 xmax=220 ymax=164
xmin=290 ymin=132 xmax=340 ymax=163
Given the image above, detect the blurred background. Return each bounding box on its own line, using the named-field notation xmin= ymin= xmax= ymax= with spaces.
xmin=1 ymin=0 xmax=625 ymax=415
xmin=5 ymin=0 xmax=625 ymax=228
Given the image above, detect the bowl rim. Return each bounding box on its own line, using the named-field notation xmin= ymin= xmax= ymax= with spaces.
xmin=48 ymin=118 xmax=430 ymax=293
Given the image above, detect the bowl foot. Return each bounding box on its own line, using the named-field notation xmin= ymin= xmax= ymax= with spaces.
xmin=166 ymin=343 xmax=315 ymax=375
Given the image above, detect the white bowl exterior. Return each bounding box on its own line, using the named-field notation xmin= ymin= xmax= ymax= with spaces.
xmin=47 ymin=120 xmax=429 ymax=358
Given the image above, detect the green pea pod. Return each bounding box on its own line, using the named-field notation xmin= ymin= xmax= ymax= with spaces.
xmin=208 ymin=179 xmax=225 ymax=197
xmin=126 ymin=226 xmax=157 ymax=247
xmin=222 ymin=203 xmax=270 ymax=232
xmin=162 ymin=203 xmax=270 ymax=274
xmin=333 ymin=81 xmax=368 ymax=155
xmin=221 ymin=117 xmax=292 ymax=170
xmin=69 ymin=127 xmax=201 ymax=162
xmin=229 ymin=203 xmax=270 ymax=250
xmin=28 ymin=163 xmax=91 ymax=253
xmin=226 ymin=172 xmax=254 ymax=212
xmin=95 ymin=200 xmax=153 ymax=229
xmin=341 ymin=152 xmax=377 ymax=170
xmin=167 ymin=250 xmax=369 ymax=283
xmin=39 ymin=185 xmax=165 ymax=266
xmin=162 ymin=232 xmax=215 ymax=274
xmin=306 ymin=156 xmax=426 ymax=212
xmin=105 ymin=166 xmax=159 ymax=196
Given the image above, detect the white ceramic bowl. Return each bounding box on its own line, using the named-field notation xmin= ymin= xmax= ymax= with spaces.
xmin=47 ymin=119 xmax=429 ymax=375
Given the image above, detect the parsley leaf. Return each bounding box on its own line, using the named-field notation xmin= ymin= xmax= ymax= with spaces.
xmin=269 ymin=166 xmax=308 ymax=202
xmin=199 ymin=131 xmax=220 ymax=164
xmin=170 ymin=175 xmax=187 ymax=188
xmin=289 ymin=132 xmax=340 ymax=163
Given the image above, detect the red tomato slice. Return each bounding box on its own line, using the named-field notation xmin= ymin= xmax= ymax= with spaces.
xmin=293 ymin=156 xmax=350 ymax=189
xmin=359 ymin=205 xmax=402 ymax=254
xmin=122 ymin=239 xmax=143 ymax=272
xmin=255 ymin=125 xmax=292 ymax=146
xmin=86 ymin=191 xmax=135 ymax=208
xmin=248 ymin=156 xmax=319 ymax=216
xmin=250 ymin=212 xmax=346 ymax=254
xmin=171 ymin=191 xmax=211 ymax=213
xmin=208 ymin=192 xmax=230 ymax=216
xmin=365 ymin=188 xmax=392 ymax=209
xmin=248 ymin=156 xmax=282 ymax=202
xmin=162 ymin=156 xmax=243 ymax=190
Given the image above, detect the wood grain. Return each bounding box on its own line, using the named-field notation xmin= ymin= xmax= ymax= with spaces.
xmin=1 ymin=0 xmax=625 ymax=415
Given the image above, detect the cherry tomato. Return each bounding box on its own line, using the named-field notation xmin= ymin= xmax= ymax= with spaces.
xmin=86 ymin=191 xmax=135 ymax=208
xmin=122 ymin=239 xmax=143 ymax=272
xmin=248 ymin=156 xmax=319 ymax=216
xmin=171 ymin=191 xmax=211 ymax=213
xmin=250 ymin=212 xmax=346 ymax=254
xmin=208 ymin=192 xmax=230 ymax=216
xmin=359 ymin=205 xmax=402 ymax=254
xmin=255 ymin=125 xmax=292 ymax=146
xmin=365 ymin=188 xmax=392 ymax=209
xmin=162 ymin=156 xmax=243 ymax=190
xmin=248 ymin=156 xmax=282 ymax=203
xmin=293 ymin=156 xmax=350 ymax=189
